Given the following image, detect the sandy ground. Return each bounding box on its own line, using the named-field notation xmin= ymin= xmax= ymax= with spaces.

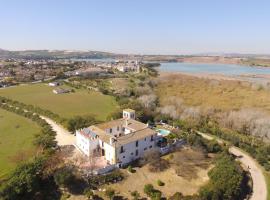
xmin=40 ymin=116 xmax=75 ymax=146
xmin=197 ymin=131 xmax=267 ymax=200
xmin=109 ymin=165 xmax=210 ymax=199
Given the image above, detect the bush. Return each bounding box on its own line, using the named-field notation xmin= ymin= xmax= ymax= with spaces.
xmin=144 ymin=184 xmax=154 ymax=196
xmin=0 ymin=157 xmax=45 ymax=200
xmin=157 ymin=180 xmax=165 ymax=186
xmin=54 ymin=167 xmax=75 ymax=188
xmin=199 ymin=152 xmax=244 ymax=200
xmin=130 ymin=190 xmax=140 ymax=200
xmin=105 ymin=187 xmax=115 ymax=200
xmin=66 ymin=115 xmax=97 ymax=132
xmin=128 ymin=165 xmax=136 ymax=173
xmin=84 ymin=188 xmax=94 ymax=199
xmin=144 ymin=184 xmax=162 ymax=200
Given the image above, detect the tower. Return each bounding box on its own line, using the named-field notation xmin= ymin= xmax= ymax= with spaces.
xmin=123 ymin=109 xmax=135 ymax=119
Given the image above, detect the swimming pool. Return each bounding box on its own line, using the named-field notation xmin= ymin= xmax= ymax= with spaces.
xmin=157 ymin=129 xmax=171 ymax=136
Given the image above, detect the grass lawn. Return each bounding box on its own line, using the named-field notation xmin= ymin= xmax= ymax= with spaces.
xmin=0 ymin=83 xmax=118 ymax=121
xmin=0 ymin=108 xmax=41 ymax=179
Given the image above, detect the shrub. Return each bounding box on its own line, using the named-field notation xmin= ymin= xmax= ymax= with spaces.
xmin=148 ymin=158 xmax=170 ymax=172
xmin=128 ymin=165 xmax=136 ymax=173
xmin=84 ymin=188 xmax=94 ymax=199
xmin=54 ymin=167 xmax=75 ymax=188
xmin=157 ymin=180 xmax=165 ymax=186
xmin=144 ymin=184 xmax=154 ymax=196
xmin=105 ymin=188 xmax=115 ymax=200
xmin=199 ymin=152 xmax=244 ymax=200
xmin=144 ymin=184 xmax=162 ymax=200
xmin=130 ymin=190 xmax=140 ymax=200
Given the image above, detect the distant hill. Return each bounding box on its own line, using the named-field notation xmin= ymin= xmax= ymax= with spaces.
xmin=0 ymin=49 xmax=121 ymax=60
xmin=0 ymin=49 xmax=269 ymax=61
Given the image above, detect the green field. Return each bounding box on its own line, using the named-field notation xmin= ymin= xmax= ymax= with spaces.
xmin=0 ymin=108 xmax=41 ymax=179
xmin=0 ymin=83 xmax=118 ymax=120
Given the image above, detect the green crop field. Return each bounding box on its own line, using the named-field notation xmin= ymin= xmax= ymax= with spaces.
xmin=0 ymin=83 xmax=118 ymax=120
xmin=0 ymin=108 xmax=41 ymax=179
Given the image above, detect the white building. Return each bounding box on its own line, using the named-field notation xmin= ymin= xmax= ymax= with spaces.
xmin=48 ymin=82 xmax=60 ymax=87
xmin=76 ymin=109 xmax=157 ymax=167
xmin=53 ymin=88 xmax=71 ymax=94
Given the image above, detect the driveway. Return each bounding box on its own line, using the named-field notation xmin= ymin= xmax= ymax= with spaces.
xmin=40 ymin=116 xmax=75 ymax=146
xmin=197 ymin=131 xmax=267 ymax=200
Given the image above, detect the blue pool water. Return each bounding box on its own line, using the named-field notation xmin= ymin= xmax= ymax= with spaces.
xmin=157 ymin=129 xmax=171 ymax=136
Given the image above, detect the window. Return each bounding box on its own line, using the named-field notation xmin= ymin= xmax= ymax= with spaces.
xmin=120 ymin=146 xmax=124 ymax=153
xmin=149 ymin=145 xmax=152 ymax=149
xmin=135 ymin=149 xmax=138 ymax=156
xmin=131 ymin=152 xmax=134 ymax=155
xmin=123 ymin=156 xmax=125 ymax=159
xmin=110 ymin=128 xmax=112 ymax=133
xmin=122 ymin=127 xmax=125 ymax=132
xmin=151 ymin=135 xmax=154 ymax=141
xmin=102 ymin=141 xmax=104 ymax=147
xmin=144 ymin=138 xmax=146 ymax=141
xmin=144 ymin=147 xmax=147 ymax=151
xmin=117 ymin=126 xmax=119 ymax=131
xmin=136 ymin=140 xmax=138 ymax=147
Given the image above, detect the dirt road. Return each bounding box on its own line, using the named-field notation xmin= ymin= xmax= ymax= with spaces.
xmin=40 ymin=116 xmax=75 ymax=146
xmin=197 ymin=131 xmax=267 ymax=200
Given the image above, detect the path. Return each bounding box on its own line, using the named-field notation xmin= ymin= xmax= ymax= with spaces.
xmin=40 ymin=116 xmax=75 ymax=146
xmin=197 ymin=131 xmax=267 ymax=200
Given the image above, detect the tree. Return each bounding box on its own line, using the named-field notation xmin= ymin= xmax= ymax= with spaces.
xmin=144 ymin=184 xmax=154 ymax=197
xmin=66 ymin=115 xmax=97 ymax=132
xmin=84 ymin=188 xmax=94 ymax=199
xmin=54 ymin=167 xmax=74 ymax=188
xmin=130 ymin=191 xmax=140 ymax=200
xmin=105 ymin=188 xmax=115 ymax=200
xmin=199 ymin=152 xmax=244 ymax=200
xmin=0 ymin=157 xmax=44 ymax=199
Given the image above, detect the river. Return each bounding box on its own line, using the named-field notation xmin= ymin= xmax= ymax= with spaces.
xmin=158 ymin=62 xmax=270 ymax=82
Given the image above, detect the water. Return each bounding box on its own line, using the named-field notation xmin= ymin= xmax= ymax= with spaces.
xmin=157 ymin=129 xmax=171 ymax=136
xmin=159 ymin=62 xmax=270 ymax=76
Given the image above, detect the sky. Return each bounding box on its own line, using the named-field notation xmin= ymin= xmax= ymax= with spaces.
xmin=0 ymin=0 xmax=270 ymax=55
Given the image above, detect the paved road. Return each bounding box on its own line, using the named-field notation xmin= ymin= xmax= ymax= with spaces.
xmin=40 ymin=116 xmax=75 ymax=146
xmin=197 ymin=131 xmax=267 ymax=200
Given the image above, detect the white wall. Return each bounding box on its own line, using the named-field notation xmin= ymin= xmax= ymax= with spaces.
xmin=116 ymin=135 xmax=156 ymax=166
xmin=103 ymin=142 xmax=116 ymax=164
xmin=105 ymin=125 xmax=124 ymax=137
xmin=76 ymin=131 xmax=99 ymax=156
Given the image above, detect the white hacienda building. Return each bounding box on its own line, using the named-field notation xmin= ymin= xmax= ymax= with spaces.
xmin=76 ymin=109 xmax=157 ymax=167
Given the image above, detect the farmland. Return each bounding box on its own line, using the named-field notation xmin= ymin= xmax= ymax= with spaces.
xmin=0 ymin=83 xmax=118 ymax=121
xmin=0 ymin=108 xmax=41 ymax=179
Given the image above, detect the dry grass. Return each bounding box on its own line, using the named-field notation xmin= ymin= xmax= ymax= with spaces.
xmin=103 ymin=148 xmax=212 ymax=199
xmin=167 ymin=148 xmax=212 ymax=179
xmin=156 ymin=74 xmax=270 ymax=113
